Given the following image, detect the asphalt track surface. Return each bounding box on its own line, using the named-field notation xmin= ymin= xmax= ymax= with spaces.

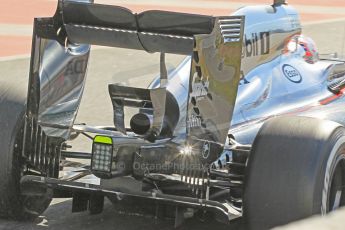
xmin=1 ymin=1 xmax=345 ymax=229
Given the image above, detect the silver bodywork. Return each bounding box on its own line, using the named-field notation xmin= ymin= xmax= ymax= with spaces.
xmin=27 ymin=0 xmax=345 ymax=179
xmin=148 ymin=3 xmax=345 ymax=146
xmin=31 ymin=2 xmax=345 ymax=144
xmin=20 ymin=0 xmax=345 ymax=224
xmin=143 ymin=3 xmax=345 ymax=176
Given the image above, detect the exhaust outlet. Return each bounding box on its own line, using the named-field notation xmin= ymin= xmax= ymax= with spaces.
xmin=130 ymin=113 xmax=152 ymax=135
xmin=129 ymin=91 xmax=180 ymax=137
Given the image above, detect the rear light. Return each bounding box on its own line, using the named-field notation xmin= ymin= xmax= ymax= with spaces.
xmin=91 ymin=136 xmax=113 ymax=174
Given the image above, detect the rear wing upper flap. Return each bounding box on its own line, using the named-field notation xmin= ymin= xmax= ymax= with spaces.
xmin=62 ymin=1 xmax=215 ymax=36
xmin=38 ymin=0 xmax=218 ymax=55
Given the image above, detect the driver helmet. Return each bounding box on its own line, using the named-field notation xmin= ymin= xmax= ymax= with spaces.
xmin=287 ymin=35 xmax=319 ymax=64
xmin=297 ymin=35 xmax=319 ymax=64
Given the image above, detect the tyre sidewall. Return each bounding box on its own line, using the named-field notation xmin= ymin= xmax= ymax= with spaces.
xmin=243 ymin=117 xmax=345 ymax=229
xmin=0 ymin=92 xmax=27 ymax=218
xmin=0 ymin=84 xmax=51 ymax=220
xmin=319 ymin=132 xmax=345 ymax=214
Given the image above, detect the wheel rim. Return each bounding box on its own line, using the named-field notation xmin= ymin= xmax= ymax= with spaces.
xmin=328 ymin=155 xmax=345 ymax=211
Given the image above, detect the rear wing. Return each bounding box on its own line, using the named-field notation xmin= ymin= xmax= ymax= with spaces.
xmin=37 ymin=0 xmax=216 ymax=55
xmin=26 ymin=0 xmax=244 ymax=157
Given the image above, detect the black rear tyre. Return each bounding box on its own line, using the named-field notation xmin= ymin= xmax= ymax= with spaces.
xmin=244 ymin=116 xmax=345 ymax=230
xmin=0 ymin=82 xmax=51 ymax=220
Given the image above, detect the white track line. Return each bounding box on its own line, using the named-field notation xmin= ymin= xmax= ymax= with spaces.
xmin=304 ymin=17 xmax=345 ymax=26
xmin=0 ymin=24 xmax=32 ymax=36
